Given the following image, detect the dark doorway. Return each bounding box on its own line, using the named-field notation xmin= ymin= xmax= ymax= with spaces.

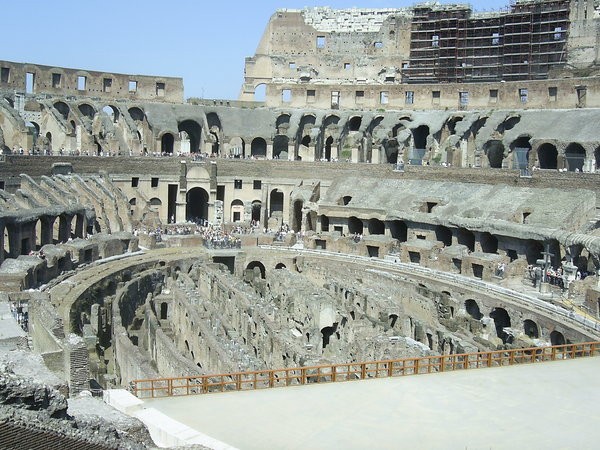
xmin=186 ymin=187 xmax=209 ymax=222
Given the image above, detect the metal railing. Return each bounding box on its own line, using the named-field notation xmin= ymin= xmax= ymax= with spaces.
xmin=131 ymin=341 xmax=600 ymax=399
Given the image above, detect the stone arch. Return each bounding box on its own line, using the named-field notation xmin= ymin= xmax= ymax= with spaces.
xmin=348 ymin=116 xmax=362 ymax=132
xmin=251 ymin=200 xmax=262 ymax=223
xmin=389 ymin=220 xmax=407 ymax=242
xmin=228 ymin=136 xmax=245 ymax=158
xmin=412 ymin=125 xmax=429 ymax=149
xmin=465 ymin=299 xmax=483 ymax=320
xmin=480 ymin=232 xmax=498 ymax=254
xmin=490 ymin=307 xmax=512 ymax=344
xmin=78 ymin=103 xmax=95 ymax=119
xmin=128 ymin=107 xmax=145 ymax=122
xmin=53 ymin=101 xmax=70 ymax=120
xmin=435 ymin=225 xmax=452 ymax=247
xmin=231 ymin=199 xmax=244 ymax=222
xmin=291 ymin=200 xmax=303 ymax=232
xmin=324 ymin=136 xmax=334 ymax=161
xmin=206 ymin=112 xmax=221 ymax=130
xmin=564 ymin=143 xmax=586 ymax=172
xmin=348 ymin=216 xmax=363 ymax=234
xmin=253 ymin=83 xmax=266 ymax=102
xmin=102 ymin=105 xmax=119 ymax=122
xmin=550 ymin=330 xmax=565 ymax=345
xmin=509 ymin=135 xmax=532 ymax=170
xmin=160 ymin=133 xmax=174 ymax=154
xmin=269 ymin=189 xmax=284 ymax=216
xmin=246 ymin=261 xmax=266 ymax=279
xmin=276 ymin=114 xmax=291 ymax=134
xmin=275 ymin=263 xmax=287 ymax=270
xmin=498 ymin=115 xmax=520 ymax=132
xmin=457 ymin=227 xmax=475 ymax=252
xmin=523 ymin=319 xmax=539 ymax=339
xmin=537 ymin=143 xmax=558 ymax=169
xmin=273 ymin=135 xmax=289 ymax=160
xmin=368 ymin=218 xmax=385 ymax=235
xmin=251 ymin=137 xmax=267 ymax=158
xmin=484 ymin=140 xmax=505 ymax=168
xmin=525 ymin=239 xmax=543 ymax=265
xmin=186 ymin=187 xmax=209 ymax=222
xmin=178 ymin=120 xmax=202 ymax=154
xmin=446 ymin=116 xmax=463 ymax=135
xmin=148 ymin=198 xmax=162 ymax=211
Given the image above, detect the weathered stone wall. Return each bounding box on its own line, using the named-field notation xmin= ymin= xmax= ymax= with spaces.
xmin=0 ymin=60 xmax=184 ymax=103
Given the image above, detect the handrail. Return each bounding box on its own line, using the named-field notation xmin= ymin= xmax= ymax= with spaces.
xmin=131 ymin=341 xmax=600 ymax=398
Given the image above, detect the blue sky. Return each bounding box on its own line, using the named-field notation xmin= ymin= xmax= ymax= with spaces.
xmin=3 ymin=0 xmax=510 ymax=100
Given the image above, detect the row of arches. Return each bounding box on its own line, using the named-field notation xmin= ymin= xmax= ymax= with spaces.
xmin=464 ymin=299 xmax=566 ymax=345
xmin=185 ymin=187 xmax=284 ymax=224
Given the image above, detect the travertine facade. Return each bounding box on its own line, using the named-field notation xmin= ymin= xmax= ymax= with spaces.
xmin=0 ymin=0 xmax=599 ymax=415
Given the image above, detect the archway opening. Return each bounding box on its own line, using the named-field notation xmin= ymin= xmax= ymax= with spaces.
xmin=273 ymin=135 xmax=288 ymax=160
xmin=412 ymin=125 xmax=429 ymax=149
xmin=325 ymin=136 xmax=333 ymax=161
xmin=275 ymin=263 xmax=286 ymax=270
xmin=550 ymin=330 xmax=565 ymax=346
xmin=254 ymin=84 xmax=266 ymax=102
xmin=348 ymin=216 xmax=363 ymax=235
xmin=128 ymin=107 xmax=144 ymax=122
xmin=161 ymin=133 xmax=174 ymax=154
xmin=102 ymin=105 xmax=118 ymax=122
xmin=246 ymin=261 xmax=266 ymax=279
xmin=565 ymin=143 xmax=586 ymax=172
xmin=230 ymin=199 xmax=244 ymax=223
xmin=435 ymin=225 xmax=452 ymax=247
xmin=465 ymin=299 xmax=483 ymax=320
xmin=186 ymin=187 xmax=209 ymax=223
xmin=523 ymin=319 xmax=539 ymax=339
xmin=538 ymin=143 xmax=558 ymax=169
xmin=269 ymin=189 xmax=284 ymax=216
xmin=457 ymin=227 xmax=475 ymax=252
xmin=368 ymin=218 xmax=385 ymax=235
xmin=490 ymin=307 xmax=512 ymax=344
xmin=389 ymin=220 xmax=407 ymax=242
xmin=480 ymin=232 xmax=498 ymax=254
xmin=349 ymin=116 xmax=362 ymax=132
xmin=54 ymin=101 xmax=70 ymax=120
xmin=178 ymin=120 xmax=201 ymax=154
xmin=321 ymin=324 xmax=338 ymax=349
xmin=485 ymin=141 xmax=505 ymax=168
xmin=251 ymin=137 xmax=267 ymax=158
xmin=251 ymin=200 xmax=262 ymax=223
xmin=229 ymin=137 xmax=245 ymax=159
xmin=293 ymin=200 xmax=303 ymax=232
xmin=79 ymin=103 xmax=95 ymax=119
xmin=525 ymin=239 xmax=543 ymax=265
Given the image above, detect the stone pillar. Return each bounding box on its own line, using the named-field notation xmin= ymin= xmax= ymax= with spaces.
xmin=0 ymin=221 xmax=4 ymax=265
xmin=75 ymin=213 xmax=85 ymax=239
xmin=288 ymin=143 xmax=296 ymax=161
xmin=58 ymin=214 xmax=73 ymax=243
xmin=266 ymin=143 xmax=273 ymax=160
xmin=41 ymin=216 xmax=55 ymax=246
xmin=7 ymin=224 xmax=21 ymax=257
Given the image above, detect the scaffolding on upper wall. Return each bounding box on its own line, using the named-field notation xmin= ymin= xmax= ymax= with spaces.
xmin=403 ymin=0 xmax=571 ymax=84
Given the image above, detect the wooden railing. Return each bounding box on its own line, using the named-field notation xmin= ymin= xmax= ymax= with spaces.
xmin=130 ymin=341 xmax=600 ymax=399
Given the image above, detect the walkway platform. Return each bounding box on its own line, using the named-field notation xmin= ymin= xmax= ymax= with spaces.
xmin=142 ymin=356 xmax=600 ymax=449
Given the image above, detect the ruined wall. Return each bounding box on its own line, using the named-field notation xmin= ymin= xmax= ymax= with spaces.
xmin=0 ymin=60 xmax=184 ymax=103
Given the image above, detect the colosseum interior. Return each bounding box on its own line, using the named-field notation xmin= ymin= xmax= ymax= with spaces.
xmin=1 ymin=0 xmax=600 ymax=448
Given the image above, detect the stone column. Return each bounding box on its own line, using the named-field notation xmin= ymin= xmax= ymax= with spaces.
xmin=7 ymin=224 xmax=21 ymax=257
xmin=288 ymin=143 xmax=296 ymax=161
xmin=58 ymin=214 xmax=73 ymax=243
xmin=40 ymin=216 xmax=55 ymax=246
